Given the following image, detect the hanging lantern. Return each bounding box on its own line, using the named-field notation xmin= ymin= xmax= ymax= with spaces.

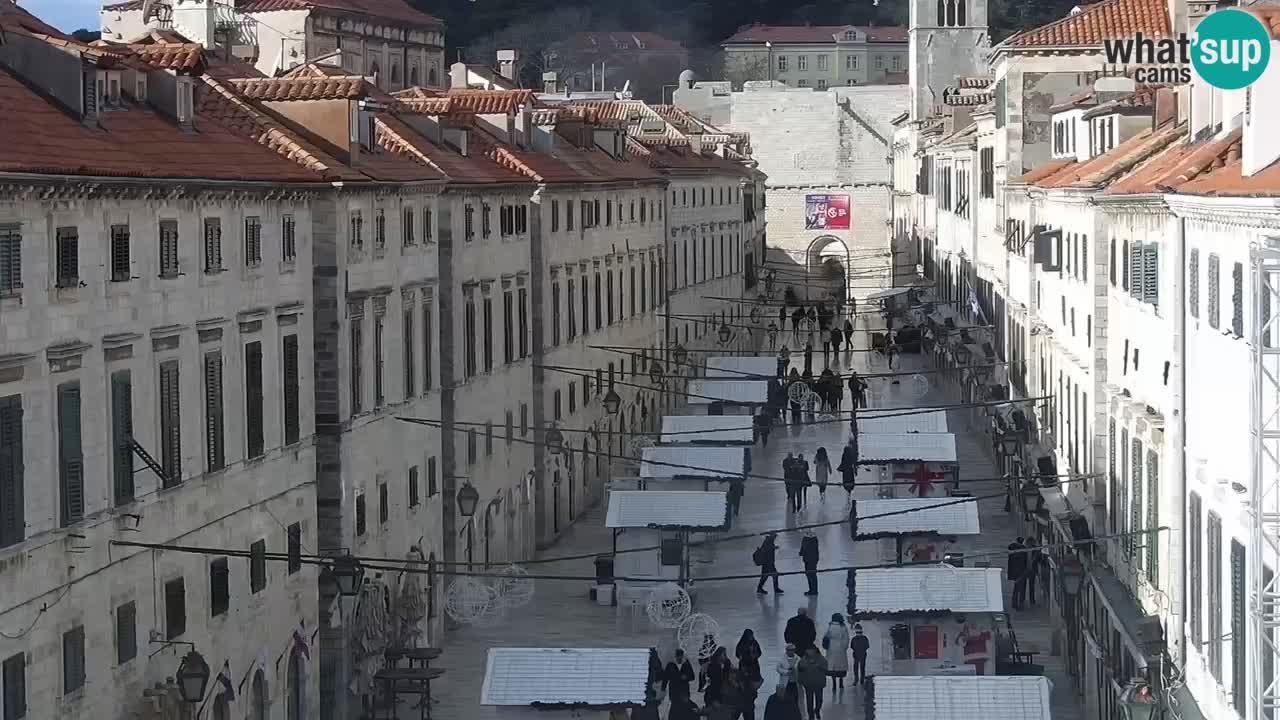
xmin=998 ymin=433 xmax=1021 ymax=457
xmin=1060 ymin=554 xmax=1087 ymax=598
xmin=649 ymin=361 xmax=665 ymax=385
xmin=546 ymin=426 xmax=565 ymax=453
xmin=717 ymin=323 xmax=733 ymax=345
xmin=603 ymin=388 xmax=622 ymax=415
xmin=324 ymin=553 xmax=365 ymax=597
xmin=1018 ymin=482 xmax=1042 ymax=514
xmin=456 ymin=481 xmax=481 ymax=518
xmin=176 ymin=650 xmax=211 ymax=703
xmin=672 ymin=343 xmax=688 ymax=365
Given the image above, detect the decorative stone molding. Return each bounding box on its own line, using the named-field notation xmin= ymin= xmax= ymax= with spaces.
xmin=1166 ymin=195 xmax=1280 ymax=229
xmin=0 ymin=353 xmax=30 ymax=384
xmin=102 ymin=332 xmax=141 ymax=350
xmin=46 ymin=342 xmax=90 ymax=373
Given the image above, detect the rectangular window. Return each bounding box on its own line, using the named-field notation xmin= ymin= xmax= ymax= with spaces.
xmin=427 ymin=457 xmax=438 ymax=496
xmin=467 ymin=428 xmax=477 ymax=464
xmin=1146 ymin=449 xmax=1159 ymax=585
xmin=2 ymin=652 xmax=25 ymax=719
xmin=1233 ymin=261 xmax=1245 ymax=338
xmin=566 ymin=200 xmax=575 ymax=230
xmin=287 ymin=523 xmax=301 ymax=574
xmin=464 ymin=204 xmax=475 ymax=240
xmin=567 ymin=278 xmax=577 ymax=340
xmin=408 ymin=466 xmax=420 ymax=508
xmin=111 ymin=224 xmax=131 ymax=282
xmin=422 ymin=302 xmax=433 ymax=392
xmin=1190 ymin=248 xmax=1200 ymax=318
xmin=210 ymin=557 xmax=229 ymax=616
xmin=244 ymin=216 xmax=262 ymax=266
xmin=0 ymin=225 xmax=20 ymax=296
xmin=1209 ymin=512 xmax=1224 ymax=681
xmin=282 ymin=335 xmax=300 ymax=445
xmin=552 ymin=281 xmax=561 ymax=346
xmin=158 ymin=220 xmax=179 ymax=278
xmin=503 ymin=290 xmax=514 ymax=364
xmin=581 ymin=278 xmax=589 ymax=337
xmin=62 ymin=626 xmax=85 ymax=694
xmin=482 ymin=295 xmax=494 ymax=372
xmin=158 ymin=360 xmax=181 ymax=486
xmin=464 ymin=297 xmax=477 ymax=378
xmin=519 ymin=288 xmax=529 ymax=358
xmin=351 ymin=319 xmax=364 ymax=413
xmin=281 ymin=214 xmax=296 ymax=262
xmin=1190 ymin=492 xmax=1203 ymax=648
xmin=403 ymin=309 xmax=415 ymax=398
xmin=374 ymin=313 xmax=385 ymax=406
xmin=551 ymin=200 xmax=560 ymax=232
xmin=485 ymin=421 xmax=494 ymax=456
xmin=55 ymin=226 xmax=79 ymax=288
xmin=379 ymin=483 xmax=389 ymax=524
xmin=355 ymin=493 xmax=366 ymax=536
xmin=0 ymin=394 xmax=23 ymax=549
xmin=594 ymin=273 xmax=602 ymax=330
xmin=110 ymin=371 xmax=134 ymax=505
xmin=402 ymin=207 xmax=415 ymax=246
xmin=350 ymin=209 xmax=364 ymax=248
xmin=1209 ymin=253 xmax=1221 ymax=329
xmin=245 ymin=341 xmax=264 ymax=458
xmin=203 ymin=353 xmax=225 ymax=472
xmin=250 ymin=539 xmax=267 ymax=593
xmin=630 ymin=266 xmax=637 ymax=317
xmin=1129 ymin=438 xmax=1143 ymax=558
xmin=55 ymin=382 xmax=83 ymax=528
xmin=164 ymin=577 xmax=186 ymax=639
xmin=483 ymin=203 xmax=493 ymax=238
xmin=1231 ymin=539 xmax=1247 ymax=711
xmin=375 ymin=208 xmax=386 ymax=249
xmin=203 ymin=218 xmax=222 ymax=272
xmin=554 ymin=390 xmax=562 ymax=420
xmin=607 ymin=270 xmax=615 ymax=324
xmin=115 ymin=601 xmax=136 ymax=665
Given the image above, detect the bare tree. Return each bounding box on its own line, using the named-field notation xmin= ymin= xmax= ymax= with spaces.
xmin=723 ymin=52 xmax=771 ymax=90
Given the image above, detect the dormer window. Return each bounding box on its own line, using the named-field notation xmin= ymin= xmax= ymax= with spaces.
xmin=108 ymin=74 xmax=121 ymax=105
xmin=176 ymin=77 xmax=193 ymax=124
xmin=843 ymin=30 xmax=857 ymax=41
xmin=135 ymin=76 xmax=147 ymax=102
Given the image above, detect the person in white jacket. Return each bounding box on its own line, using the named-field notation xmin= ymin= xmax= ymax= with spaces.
xmin=777 ymin=643 xmax=800 ymax=704
xmin=821 ymin=614 xmax=852 ymax=693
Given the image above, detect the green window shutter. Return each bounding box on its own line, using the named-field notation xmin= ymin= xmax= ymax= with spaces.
xmin=159 ymin=360 xmax=182 ymax=485
xmin=1142 ymin=244 xmax=1159 ymax=307
xmin=1146 ymin=449 xmax=1160 ymax=585
xmin=111 ymin=371 xmax=134 ymax=505
xmin=1189 ymin=248 xmax=1200 ymax=318
xmin=57 ymin=383 xmax=83 ymax=527
xmin=245 ymin=342 xmax=264 ymax=458
xmin=0 ymin=394 xmax=24 ymax=548
xmin=204 ymin=354 xmax=224 ymax=472
xmin=283 ymin=335 xmax=300 ymax=445
xmin=1129 ymin=439 xmax=1143 ymax=559
xmin=1129 ymin=242 xmax=1144 ymax=300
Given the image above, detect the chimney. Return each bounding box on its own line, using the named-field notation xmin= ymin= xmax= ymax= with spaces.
xmin=543 ymin=71 xmax=558 ymax=94
xmin=443 ymin=127 xmax=469 ymax=156
xmin=449 ymin=61 xmax=468 ymax=89
xmin=497 ymin=49 xmax=518 ymax=82
xmin=1153 ymin=86 xmax=1177 ymax=128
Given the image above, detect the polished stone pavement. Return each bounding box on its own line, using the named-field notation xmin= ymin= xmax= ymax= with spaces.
xmin=408 ymin=346 xmax=1085 ymax=719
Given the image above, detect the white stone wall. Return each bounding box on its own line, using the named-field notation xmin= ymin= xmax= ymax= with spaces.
xmin=0 ymin=190 xmax=319 ymax=719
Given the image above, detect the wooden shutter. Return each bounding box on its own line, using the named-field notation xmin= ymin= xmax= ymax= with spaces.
xmin=0 ymin=395 xmax=23 ymax=548
xmin=287 ymin=524 xmax=301 ymax=575
xmin=164 ymin=578 xmax=185 ymax=639
xmin=1129 ymin=439 xmax=1143 ymax=558
xmin=1129 ymin=242 xmax=1144 ymax=300
xmin=57 ymin=383 xmax=83 ymax=527
xmin=1208 ymin=513 xmax=1223 ymax=680
xmin=250 ymin=539 xmax=266 ymax=593
xmin=3 ymin=651 xmax=26 ymax=718
xmin=1142 ymin=244 xmax=1159 ymax=306
xmin=1189 ymin=248 xmax=1200 ymax=318
xmin=245 ymin=342 xmax=264 ymax=458
xmin=210 ymin=558 xmax=229 ymax=616
xmin=1190 ymin=492 xmax=1202 ymax=647
xmin=111 ymin=371 xmax=134 ymax=505
xmin=62 ymin=626 xmax=85 ymax=694
xmin=1208 ymin=254 xmax=1221 ymax=329
xmin=1231 ymin=540 xmax=1247 ymax=710
xmin=111 ymin=224 xmax=130 ymax=282
xmin=1146 ymin=449 xmax=1160 ymax=584
xmin=116 ymin=601 xmax=137 ymax=663
xmin=283 ymin=335 xmax=300 ymax=445
xmin=422 ymin=302 xmax=432 ymax=392
xmin=402 ymin=310 xmax=414 ymax=399
xmin=204 ymin=218 xmax=222 ymax=272
xmin=203 ymin=354 xmax=224 ymax=472
xmin=0 ymin=225 xmax=20 ymax=293
xmin=159 ymin=360 xmax=181 ymax=485
xmin=1233 ymin=262 xmax=1245 ymax=338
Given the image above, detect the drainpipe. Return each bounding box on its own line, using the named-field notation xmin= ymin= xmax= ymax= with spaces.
xmin=1173 ymin=214 xmax=1189 ymax=670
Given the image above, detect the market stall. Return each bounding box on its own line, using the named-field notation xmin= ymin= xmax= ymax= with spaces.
xmin=865 ymin=675 xmax=1053 ymax=720
xmin=851 ymin=496 xmax=980 ymax=564
xmin=637 ymin=445 xmax=750 ymax=492
xmin=660 ymin=415 xmax=754 ymax=446
xmin=705 ymin=356 xmax=778 ymax=379
xmin=685 ymin=379 xmax=769 ymax=415
xmin=605 ymin=490 xmax=730 ymax=590
xmin=855 ymin=432 xmax=960 ymax=498
xmin=847 ymin=567 xmax=1005 ymax=677
xmin=481 ymin=647 xmax=651 ymax=718
xmin=856 ymin=409 xmax=950 ymax=434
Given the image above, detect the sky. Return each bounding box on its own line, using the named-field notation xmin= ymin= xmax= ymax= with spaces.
xmin=24 ymin=0 xmax=101 ymax=32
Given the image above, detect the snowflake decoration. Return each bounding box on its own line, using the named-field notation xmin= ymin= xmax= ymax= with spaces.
xmin=676 ymin=613 xmax=722 ymax=659
xmin=444 ymin=577 xmax=498 ymax=624
xmin=491 ymin=564 xmax=535 ymax=609
xmin=910 ymin=373 xmax=931 ymax=399
xmin=645 ymin=583 xmax=692 ymax=628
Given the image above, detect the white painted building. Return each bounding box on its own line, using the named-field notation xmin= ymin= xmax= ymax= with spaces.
xmin=720 ymin=24 xmax=909 ymax=89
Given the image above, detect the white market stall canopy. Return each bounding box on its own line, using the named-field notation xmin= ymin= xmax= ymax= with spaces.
xmin=865 ymin=286 xmax=914 ymax=301
xmin=705 ymin=356 xmax=777 ymax=379
xmin=857 ymin=433 xmax=957 ymax=464
xmin=854 ymin=498 xmax=980 ymax=537
xmin=606 ymin=490 xmax=730 ymax=530
xmin=687 ymin=379 xmax=769 ymax=405
xmin=868 ymin=676 xmax=1053 ymax=720
xmin=858 ymin=409 xmax=949 ymax=434
xmin=853 ymin=567 xmax=1004 ymax=615
xmin=641 ymin=446 xmax=748 ymax=479
xmin=480 ymin=647 xmax=650 ymax=707
xmin=661 ymin=415 xmax=754 ymax=444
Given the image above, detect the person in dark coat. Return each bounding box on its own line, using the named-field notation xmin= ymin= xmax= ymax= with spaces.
xmin=849 ymin=624 xmax=871 ymax=686
xmin=1007 ymin=537 xmax=1028 ymax=610
xmin=754 ymin=411 xmax=773 ymax=447
xmin=847 ymin=372 xmax=868 ymax=410
xmin=829 ymin=326 xmax=843 ymax=357
xmin=1024 ymin=536 xmax=1046 ymax=606
xmin=843 ymin=318 xmax=855 ymax=350
xmin=797 ymin=453 xmax=812 ymax=511
xmin=784 ymin=608 xmax=818 ymax=654
xmin=668 ymin=696 xmax=701 ymax=720
xmin=838 ymin=441 xmax=858 ymax=497
xmin=776 ymin=351 xmax=788 ymax=380
xmin=783 ymin=453 xmax=800 ymax=513
xmin=736 ymin=630 xmax=763 ymax=667
xmin=755 ymin=532 xmax=783 ymax=593
xmin=665 ymin=649 xmax=696 ymax=704
xmin=803 ymin=343 xmax=814 ymax=376
xmin=800 ymin=532 xmax=820 ymax=596
xmin=791 ymin=307 xmax=805 ymax=342
xmin=764 ymin=683 xmax=802 ymax=720
xmin=704 ymin=647 xmax=732 ymax=705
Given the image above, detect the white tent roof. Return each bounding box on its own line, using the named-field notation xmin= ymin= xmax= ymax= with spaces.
xmin=853 ymin=567 xmax=1004 ymax=614
xmin=480 ymin=648 xmax=650 ymax=706
xmin=869 ymin=676 xmax=1052 ymax=720
xmin=705 ymin=356 xmax=777 ymax=379
xmin=854 ymin=498 xmax=980 ymax=536
xmin=858 ymin=409 xmax=949 ymax=434
xmin=687 ymin=379 xmax=769 ymax=404
xmin=661 ymin=415 xmax=754 ymax=444
xmin=858 ymin=432 xmax=957 ymax=463
xmin=865 ymin=286 xmax=913 ymax=301
xmin=605 ymin=490 xmax=729 ymax=529
xmin=640 ymin=446 xmax=746 ymax=479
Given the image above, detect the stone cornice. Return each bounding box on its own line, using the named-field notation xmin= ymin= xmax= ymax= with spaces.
xmin=1092 ymin=193 xmax=1168 ymax=216
xmin=1165 ymin=195 xmax=1280 ymax=229
xmin=0 ymin=178 xmax=321 ymax=204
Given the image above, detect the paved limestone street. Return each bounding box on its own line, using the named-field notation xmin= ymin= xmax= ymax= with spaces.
xmin=422 ymin=344 xmax=1085 ymax=720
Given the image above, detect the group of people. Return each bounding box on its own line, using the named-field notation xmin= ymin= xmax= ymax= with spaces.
xmin=646 ymin=630 xmax=766 ymax=720
xmin=771 ymin=609 xmax=872 ymax=720
xmin=1006 ymin=536 xmax=1047 ymax=610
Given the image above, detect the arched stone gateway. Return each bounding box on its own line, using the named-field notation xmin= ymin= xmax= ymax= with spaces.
xmin=806 ymin=235 xmax=851 ymax=305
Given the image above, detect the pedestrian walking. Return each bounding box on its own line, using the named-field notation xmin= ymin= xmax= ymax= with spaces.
xmin=848 ymin=372 xmax=868 ymax=410
xmin=798 ymin=453 xmax=812 ymax=510
xmin=776 ymin=351 xmax=788 ymax=380
xmin=754 ymin=410 xmax=772 ymax=447
xmin=800 ymin=531 xmax=820 ymax=596
xmin=1025 ymin=536 xmax=1045 ymax=606
xmin=736 ymin=629 xmax=763 ymax=667
xmin=664 ymin=649 xmax=696 ymax=703
xmin=703 ymin=647 xmax=732 ymax=704
xmin=736 ymin=664 xmax=761 ymax=720
xmin=843 ymin=318 xmax=855 ymax=350
xmin=838 ymin=441 xmax=858 ymax=497
xmin=785 ymin=608 xmax=818 ymax=655
xmin=814 ymin=448 xmax=831 ymax=499
xmin=776 ymin=645 xmax=801 ymax=705
xmin=709 ymin=672 xmax=745 ymax=720
xmin=803 ymin=343 xmax=814 ymax=376
xmin=668 ymin=696 xmax=701 ymax=720
xmin=886 ymin=333 xmax=900 ymax=375
xmin=755 ymin=532 xmax=783 ymax=594
xmin=821 ymin=614 xmax=850 ymax=693
xmin=791 ymin=307 xmax=805 ymax=342
xmin=788 ymin=369 xmax=803 ymax=424
xmin=728 ymin=479 xmax=744 ymax=518
xmin=764 ymin=682 xmax=802 ymax=720
xmin=1007 ymin=537 xmax=1028 ymax=610
xmin=797 ymin=647 xmax=828 ymax=719
xmin=849 ymin=624 xmax=870 ymax=686
xmin=829 ymin=326 xmax=843 ymax=356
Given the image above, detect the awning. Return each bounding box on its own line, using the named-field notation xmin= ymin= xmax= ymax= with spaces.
xmin=640 ymin=445 xmax=747 ymax=479
xmin=605 ymin=490 xmax=730 ymax=530
xmin=852 ymin=567 xmax=1005 ymax=615
xmin=705 ymin=356 xmax=777 ymax=379
xmin=480 ymin=647 xmax=650 ymax=706
xmin=854 ymin=497 xmax=980 ymax=537
xmin=868 ymin=676 xmax=1052 ymax=720
xmin=866 ymin=286 xmax=913 ymax=301
xmin=857 ymin=433 xmax=958 ymax=464
xmin=687 ymin=379 xmax=769 ymax=404
xmin=660 ymin=415 xmax=754 ymax=444
xmin=858 ymin=409 xmax=949 ymax=434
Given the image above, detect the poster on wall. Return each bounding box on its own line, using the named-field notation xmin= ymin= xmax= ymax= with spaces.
xmin=805 ymin=194 xmax=850 ymax=230
xmin=914 ymin=625 xmax=940 ymax=659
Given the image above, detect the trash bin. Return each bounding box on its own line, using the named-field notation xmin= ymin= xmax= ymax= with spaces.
xmin=594 ymin=555 xmax=615 ymax=583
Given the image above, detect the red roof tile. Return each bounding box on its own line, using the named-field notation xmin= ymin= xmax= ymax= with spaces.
xmin=236 ymin=0 xmax=442 ymax=29
xmin=1251 ymin=7 xmax=1280 ymax=40
xmin=1081 ymin=86 xmax=1163 ymax=119
xmin=1003 ymin=0 xmax=1169 ymax=48
xmin=130 ymin=42 xmax=206 ymax=71
xmin=374 ymin=115 xmax=529 ymax=185
xmin=1034 ymin=123 xmax=1185 ymax=188
xmin=232 ymin=76 xmax=368 ymax=101
xmin=0 ymin=67 xmax=323 ymax=182
xmin=722 ymin=24 xmax=907 ymax=44
xmin=1015 ymin=159 xmax=1077 ymax=184
xmin=444 ymin=89 xmax=538 ymax=115
xmin=1106 ymin=128 xmax=1257 ymax=195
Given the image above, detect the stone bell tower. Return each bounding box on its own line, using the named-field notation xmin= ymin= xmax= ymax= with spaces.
xmin=908 ymin=0 xmax=990 ymax=121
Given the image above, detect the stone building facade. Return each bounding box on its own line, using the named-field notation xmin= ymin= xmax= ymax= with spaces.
xmin=721 ymin=24 xmax=909 ymax=89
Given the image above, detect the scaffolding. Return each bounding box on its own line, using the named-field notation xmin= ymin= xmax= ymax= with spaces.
xmin=1251 ymin=239 xmax=1280 ymax=720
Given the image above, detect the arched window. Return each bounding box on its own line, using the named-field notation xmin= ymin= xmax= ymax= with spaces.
xmin=251 ymin=669 xmax=269 ymax=720
xmin=409 ymin=65 xmax=419 ymax=86
xmin=213 ymin=695 xmax=229 ymax=720
xmin=957 ymin=0 xmax=967 ymax=25
xmin=287 ymin=651 xmax=305 ymax=720
xmin=368 ymin=60 xmax=381 ymax=85
xmin=946 ymin=0 xmax=956 ymax=26
xmin=937 ymin=0 xmax=946 ymax=25
xmin=428 ymin=66 xmax=438 ymax=86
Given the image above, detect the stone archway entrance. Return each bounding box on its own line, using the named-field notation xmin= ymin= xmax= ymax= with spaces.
xmin=806 ymin=235 xmax=851 ymax=306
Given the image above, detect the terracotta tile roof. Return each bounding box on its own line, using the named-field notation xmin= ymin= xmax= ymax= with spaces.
xmin=1049 ymin=89 xmax=1098 ymax=113
xmin=561 ymin=32 xmax=686 ymax=52
xmin=236 ymin=0 xmax=442 ymax=28
xmin=1002 ymin=0 xmax=1169 ymax=48
xmin=445 ymin=89 xmax=538 ymax=114
xmin=1035 ymin=122 xmax=1185 ymax=188
xmin=1251 ymin=7 xmax=1280 ymax=40
xmin=283 ymin=63 xmax=352 ymax=79
xmin=468 ymin=124 xmax=664 ymax=185
xmin=1014 ymin=159 xmax=1077 ymax=184
xmin=129 ymin=42 xmax=206 ymax=71
xmin=722 ymin=23 xmax=908 ymax=44
xmin=374 ymin=115 xmax=529 ymax=185
xmin=1105 ymin=128 xmax=1258 ymax=195
xmin=204 ymin=54 xmax=269 ymax=80
xmin=1081 ymin=86 xmax=1162 ymax=119
xmin=530 ymin=108 xmax=562 ymax=125
xmin=0 ymin=67 xmax=324 ymax=183
xmin=943 ymin=88 xmax=992 ymax=106
xmin=231 ymin=76 xmax=368 ymax=101
xmin=956 ymin=76 xmax=994 ymax=89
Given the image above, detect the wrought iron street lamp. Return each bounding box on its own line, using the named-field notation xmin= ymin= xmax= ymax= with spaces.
xmin=603 ymin=388 xmax=622 ymax=415
xmin=176 ymin=649 xmax=211 ymax=704
xmin=997 ymin=431 xmax=1021 ymax=457
xmin=717 ymin=323 xmax=733 ymax=345
xmin=649 ymin=361 xmax=665 ymax=385
xmin=456 ymin=481 xmax=480 ymax=518
xmin=1018 ymin=481 xmax=1041 ymax=514
xmin=1060 ymin=554 xmax=1086 ymax=598
xmin=327 ymin=553 xmax=365 ymax=597
xmin=672 ymin=343 xmax=688 ymax=365
xmin=546 ymin=425 xmax=565 ymax=454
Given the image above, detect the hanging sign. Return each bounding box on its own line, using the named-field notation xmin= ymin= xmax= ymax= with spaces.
xmin=805 ymin=194 xmax=850 ymax=230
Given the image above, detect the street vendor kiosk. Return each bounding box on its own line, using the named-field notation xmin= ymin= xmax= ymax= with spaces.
xmin=605 ymin=490 xmax=731 ymax=591
xmin=660 ymin=415 xmax=755 ymax=446
xmin=705 ymin=356 xmax=778 ymax=379
xmin=865 ymin=676 xmax=1052 ymax=720
xmin=855 ymin=432 xmax=960 ymax=498
xmin=852 ymin=496 xmax=980 ymax=564
xmin=856 ymin=409 xmax=949 ymax=434
xmin=638 ymin=445 xmax=749 ymax=492
xmin=848 ymin=566 xmax=1005 ymax=677
xmin=481 ymin=647 xmax=651 ymax=719
xmin=685 ymin=379 xmax=769 ymax=415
